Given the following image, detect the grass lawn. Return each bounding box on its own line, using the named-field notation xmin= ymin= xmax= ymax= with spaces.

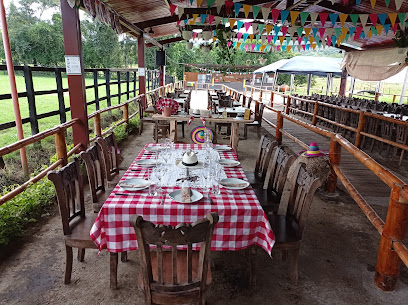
xmin=0 ymin=71 xmax=151 ymax=148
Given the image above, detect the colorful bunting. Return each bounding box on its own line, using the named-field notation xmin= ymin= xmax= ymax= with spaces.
xmin=280 ymin=10 xmax=290 ymax=24
xmin=369 ymin=0 xmax=376 ymax=9
xmin=300 ymin=12 xmax=309 ymax=26
xmin=196 ymin=0 xmax=203 ymax=7
xmin=261 ymin=7 xmax=270 ymax=20
xmin=169 ymin=4 xmax=177 ymax=16
xmin=243 ymin=4 xmax=251 ymax=18
xmin=253 ymin=6 xmax=261 ymax=19
xmin=258 ymin=23 xmax=265 ymax=34
xmin=290 ymin=11 xmax=300 ymax=24
xmin=339 ymin=14 xmax=348 ymax=27
xmin=319 ymin=13 xmax=329 ymax=27
xmin=234 ymin=3 xmax=242 ymax=18
xmin=209 ymin=15 xmax=215 ymax=24
xmin=236 ymin=20 xmax=244 ymax=31
xmin=224 ymin=1 xmax=234 ymax=15
xmin=359 ymin=14 xmax=368 ymax=27
xmin=200 ymin=14 xmax=207 ymax=24
xmin=389 ymin=13 xmax=398 ymax=26
xmin=244 ymin=22 xmax=251 ymax=32
xmin=271 ymin=9 xmax=280 ymax=24
xmin=207 ymin=0 xmax=216 ymax=8
xmin=310 ymin=13 xmax=318 ymax=25
xmin=369 ymin=14 xmax=378 ymax=26
xmin=281 ymin=26 xmax=289 ymax=36
xmin=329 ymin=14 xmax=338 ymax=27
xmin=349 ymin=14 xmax=359 ymax=26
xmin=395 ymin=0 xmax=403 ymax=11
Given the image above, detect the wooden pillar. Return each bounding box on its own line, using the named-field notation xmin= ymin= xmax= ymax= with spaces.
xmin=290 ymin=73 xmax=295 ymax=94
xmin=276 ymin=111 xmax=283 ymax=144
xmin=306 ymin=74 xmax=312 ymax=96
xmin=285 ymin=97 xmax=290 ymax=115
xmin=138 ymin=36 xmax=146 ymax=107
xmin=339 ymin=68 xmax=348 ymax=97
xmin=123 ymin=103 xmax=129 ymax=130
xmin=94 ymin=113 xmax=102 ymax=137
xmin=61 ymin=0 xmax=89 ymax=149
xmin=326 ymin=137 xmax=341 ymax=193
xmin=159 ymin=64 xmax=165 ymax=87
xmin=375 ymin=184 xmax=408 ymax=291
xmin=312 ymin=102 xmax=319 ymax=126
xmin=55 ymin=128 xmax=68 ymax=167
xmin=354 ymin=112 xmax=366 ymax=148
xmin=270 ymin=91 xmax=274 ymax=107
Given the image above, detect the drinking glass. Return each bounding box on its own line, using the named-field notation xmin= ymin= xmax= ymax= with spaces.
xmin=147 ymin=169 xmax=157 ymax=196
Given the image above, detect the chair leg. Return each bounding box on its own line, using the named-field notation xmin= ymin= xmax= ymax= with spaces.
xmin=182 ymin=123 xmax=185 ymax=138
xmin=257 ymin=126 xmax=261 ymax=138
xmin=65 ymin=245 xmax=73 ymax=284
xmin=244 ymin=125 xmax=248 ymax=140
xmin=110 ymin=252 xmax=118 ymax=289
xmin=399 ymin=150 xmax=405 ymax=166
xmin=289 ymin=248 xmax=300 ymax=285
xmin=139 ymin=121 xmax=143 ymax=135
xmin=121 ymin=251 xmax=128 ymax=262
xmin=249 ymin=245 xmax=257 ymax=287
xmin=78 ymin=248 xmax=85 ymax=262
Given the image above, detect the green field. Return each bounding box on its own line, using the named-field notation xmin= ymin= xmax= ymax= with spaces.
xmin=0 ymin=71 xmax=146 ymax=148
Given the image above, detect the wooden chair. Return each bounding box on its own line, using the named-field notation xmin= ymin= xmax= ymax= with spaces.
xmin=244 ymin=103 xmax=265 ymax=139
xmin=79 ymin=144 xmax=113 ymax=212
xmin=267 ymin=162 xmax=322 ymax=285
xmin=130 ymin=213 xmax=219 ymax=305
xmin=47 ymin=158 xmax=99 ymax=284
xmin=154 ymin=120 xmax=171 ymax=143
xmin=254 ymin=146 xmax=296 ymax=214
xmin=379 ymin=120 xmax=394 ymax=157
xmin=361 ymin=116 xmax=380 ymax=152
xmin=138 ymin=98 xmax=156 ymax=136
xmin=96 ymin=133 xmax=126 ymax=187
xmin=393 ymin=124 xmax=408 ymax=165
xmin=244 ymin=136 xmax=277 ymax=188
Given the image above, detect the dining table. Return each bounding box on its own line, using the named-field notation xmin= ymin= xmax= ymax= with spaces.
xmin=90 ymin=143 xmax=275 ymax=287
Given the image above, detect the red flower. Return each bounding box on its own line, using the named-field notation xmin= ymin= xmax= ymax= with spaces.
xmin=156 ymin=98 xmax=179 ymax=114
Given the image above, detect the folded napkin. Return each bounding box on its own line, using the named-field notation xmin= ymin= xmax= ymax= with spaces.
xmin=181 ymin=187 xmax=192 ymax=203
xmin=137 ymin=160 xmax=156 ymax=165
xmin=119 ymin=182 xmax=150 ymax=188
xmin=219 ymin=160 xmax=238 ymax=165
xmin=220 ymin=181 xmax=248 ymax=188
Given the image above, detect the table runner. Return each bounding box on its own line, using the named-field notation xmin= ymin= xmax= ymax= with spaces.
xmin=90 ymin=144 xmax=275 ymax=254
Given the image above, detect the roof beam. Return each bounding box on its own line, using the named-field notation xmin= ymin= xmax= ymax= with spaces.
xmin=146 ymin=36 xmax=183 ymax=47
xmin=316 ymin=0 xmax=365 ymax=14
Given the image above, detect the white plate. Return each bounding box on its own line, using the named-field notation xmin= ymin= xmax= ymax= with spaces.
xmin=218 ymin=159 xmax=240 ymax=167
xmin=135 ymin=159 xmax=157 ymax=167
xmin=214 ymin=145 xmax=232 ymax=151
xmin=234 ymin=117 xmax=245 ymax=120
xmin=119 ymin=178 xmax=150 ymax=191
xmin=219 ymin=178 xmax=249 ymax=190
xmin=175 ymin=160 xmax=205 ymax=169
xmin=169 ymin=189 xmax=203 ymax=203
xmin=145 ymin=146 xmax=164 ymax=152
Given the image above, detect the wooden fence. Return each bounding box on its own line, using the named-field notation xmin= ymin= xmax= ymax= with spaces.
xmin=0 ymin=80 xmax=183 ymax=206
xmin=222 ymin=84 xmax=408 ymax=292
xmin=0 ymin=65 xmax=174 ymax=135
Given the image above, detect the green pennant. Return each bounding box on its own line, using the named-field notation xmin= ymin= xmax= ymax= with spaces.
xmin=258 ymin=23 xmax=265 ymax=34
xmin=334 ymin=28 xmax=341 ymax=37
xmin=345 ymin=33 xmax=350 ymax=41
xmin=207 ymin=0 xmax=216 ymax=7
xmin=296 ymin=27 xmax=303 ymax=37
xmin=371 ymin=26 xmax=378 ymax=36
xmin=398 ymin=13 xmax=406 ymax=27
xmin=300 ymin=12 xmax=309 ymax=26
xmin=222 ymin=17 xmax=228 ymax=25
xmin=286 ymin=36 xmax=291 ymax=44
xmin=349 ymin=14 xmax=359 ymax=26
xmin=252 ymin=6 xmax=261 ymax=19
xmin=317 ymin=41 xmax=322 ymax=48
xmin=384 ymin=0 xmax=391 ymax=7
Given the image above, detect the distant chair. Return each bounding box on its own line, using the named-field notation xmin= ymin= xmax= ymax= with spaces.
xmin=130 ymin=213 xmax=219 ymax=305
xmin=244 ymin=103 xmax=265 ymax=139
xmin=138 ymin=98 xmax=156 ymax=136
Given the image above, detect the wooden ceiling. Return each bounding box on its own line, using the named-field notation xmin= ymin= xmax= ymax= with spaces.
xmin=103 ymin=0 xmax=408 ymax=50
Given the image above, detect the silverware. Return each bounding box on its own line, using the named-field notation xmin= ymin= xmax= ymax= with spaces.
xmin=160 ymin=195 xmax=165 ymax=205
xmin=130 ymin=169 xmax=143 ymax=171
xmin=208 ymin=195 xmax=214 ymax=205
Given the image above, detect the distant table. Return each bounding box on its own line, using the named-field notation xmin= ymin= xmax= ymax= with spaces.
xmin=217 ymin=106 xmax=247 ymax=116
xmin=214 ymin=100 xmax=241 ymax=107
xmin=152 ymin=114 xmax=253 ymax=152
xmin=174 ymin=98 xmax=186 ymax=107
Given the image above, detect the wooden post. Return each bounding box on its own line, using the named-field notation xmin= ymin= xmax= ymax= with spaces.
xmin=375 ymin=92 xmax=380 ymax=101
xmin=392 ymin=95 xmax=397 ymax=103
xmin=55 ymin=67 xmax=67 ymax=124
xmin=375 ymin=184 xmax=408 ymax=291
xmin=339 ymin=68 xmax=348 ymax=97
xmin=260 ymin=89 xmax=263 ymax=101
xmin=24 ymin=65 xmax=39 ymax=135
xmin=312 ymin=102 xmax=319 ymax=126
xmin=94 ymin=113 xmax=102 ymax=137
xmin=326 ymin=137 xmax=341 ymax=193
xmin=285 ymin=97 xmax=290 ymax=115
xmin=54 ymin=128 xmax=68 ymax=167
xmin=169 ymin=120 xmax=178 ymax=143
xmin=251 ymin=87 xmax=254 ymax=99
xmin=230 ymin=122 xmax=240 ymax=152
xmin=270 ymin=91 xmax=274 ymax=107
xmin=93 ymin=70 xmax=100 ymax=110
xmin=138 ymin=36 xmax=146 ymax=107
xmin=276 ymin=111 xmax=283 ymax=145
xmin=105 ymin=70 xmax=111 ymax=107
xmin=123 ymin=103 xmax=129 ymax=131
xmin=354 ymin=112 xmax=366 ymax=148
xmin=60 ymin=0 xmax=89 ymax=149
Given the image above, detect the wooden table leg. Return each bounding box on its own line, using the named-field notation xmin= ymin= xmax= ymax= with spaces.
xmin=110 ymin=252 xmax=118 ymax=289
xmin=169 ymin=120 xmax=178 ymax=143
xmin=230 ymin=122 xmax=239 ymax=152
xmin=249 ymin=245 xmax=257 ymax=286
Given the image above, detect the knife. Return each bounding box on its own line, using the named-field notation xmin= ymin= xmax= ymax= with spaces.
xmin=208 ymin=195 xmax=214 ymax=205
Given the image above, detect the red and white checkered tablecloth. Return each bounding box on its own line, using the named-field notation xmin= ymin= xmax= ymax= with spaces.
xmin=90 ymin=144 xmax=275 ymax=254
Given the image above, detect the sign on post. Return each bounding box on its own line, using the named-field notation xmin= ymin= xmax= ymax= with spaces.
xmin=64 ymin=56 xmax=81 ymax=75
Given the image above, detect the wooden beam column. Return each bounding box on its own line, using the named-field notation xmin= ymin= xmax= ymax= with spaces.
xmin=138 ymin=36 xmax=146 ymax=107
xmin=60 ymin=0 xmax=89 ymax=148
xmin=339 ymin=68 xmax=348 ymax=97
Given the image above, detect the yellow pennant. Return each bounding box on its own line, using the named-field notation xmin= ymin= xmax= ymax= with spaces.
xmin=312 ymin=44 xmax=316 ymax=50
xmin=290 ymin=11 xmax=300 ymax=25
xmin=376 ymin=25 xmax=383 ymax=35
xmin=197 ymin=0 xmax=204 ymax=7
xmin=192 ymin=14 xmax=199 ymax=21
xmin=339 ymin=14 xmax=348 ymax=27
xmin=279 ymin=36 xmax=285 ymax=45
xmin=249 ymin=34 xmax=254 ymax=42
xmin=309 ymin=36 xmax=315 ymax=44
xmin=304 ymin=28 xmax=311 ymax=37
xmin=370 ymin=0 xmax=376 ymax=9
xmin=243 ymin=4 xmax=251 ymax=18
xmin=190 ymin=20 xmax=196 ymax=25
xmin=229 ymin=19 xmax=236 ymax=29
xmin=212 ymin=37 xmax=217 ymax=43
xmin=237 ymin=42 xmax=241 ymax=49
xmin=388 ymin=13 xmax=398 ymax=27
xmin=367 ymin=29 xmax=372 ymax=39
xmin=260 ymin=45 xmax=266 ymax=52
xmin=341 ymin=28 xmax=349 ymax=36
xmin=266 ymin=24 xmax=273 ymax=34
xmin=287 ymin=45 xmax=292 ymax=52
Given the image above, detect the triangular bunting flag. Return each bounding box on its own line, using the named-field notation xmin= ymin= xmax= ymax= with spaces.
xmin=243 ymin=4 xmax=251 ymax=18
xmin=356 ymin=0 xmax=362 ymax=5
xmin=392 ymin=23 xmax=399 ymax=33
xmin=216 ymin=0 xmax=223 ymax=14
xmin=378 ymin=14 xmax=387 ymax=25
xmin=236 ymin=42 xmax=241 ymax=49
xmin=334 ymin=28 xmax=341 ymax=37
xmin=319 ymin=13 xmax=329 ymax=27
xmin=277 ymin=45 xmax=281 ymax=51
xmin=244 ymin=22 xmax=251 ymax=32
xmin=266 ymin=24 xmax=273 ymax=34
xmin=252 ymin=23 xmax=258 ymax=33
xmin=177 ymin=20 xmax=181 ymax=26
xmin=192 ymin=14 xmax=199 ymax=22
xmin=267 ymin=35 xmax=272 ymax=44
xmin=251 ymin=44 xmax=256 ymax=51
xmin=200 ymin=14 xmax=207 ymax=24
xmin=197 ymin=0 xmax=204 ymax=6
xmin=398 ymin=13 xmax=406 ymax=28
xmin=237 ymin=20 xmax=244 ymax=31
xmin=312 ymin=28 xmax=319 ymax=37
xmin=395 ymin=0 xmax=403 ymax=10
xmin=287 ymin=46 xmax=292 ymax=52
xmin=349 ymin=27 xmax=356 ymax=36
xmin=281 ymin=26 xmax=289 ymax=36
xmin=271 ymin=9 xmax=280 ymax=24
xmin=318 ymin=28 xmax=326 ymax=37
xmin=170 ymin=4 xmax=177 ymax=16
xmin=329 ymin=14 xmax=338 ymax=27
xmin=279 ymin=36 xmax=285 ymax=45
xmin=243 ymin=33 xmax=249 ymax=41
xmin=304 ymin=28 xmax=311 ymax=37
xmin=310 ymin=13 xmax=318 ymax=25
xmin=296 ymin=27 xmax=303 ymax=37
xmin=339 ymin=14 xmax=348 ymax=27
xmin=258 ymin=24 xmax=265 ymax=34
xmin=332 ymin=35 xmax=337 ymax=46
xmin=260 ymin=45 xmax=266 ymax=52
xmin=369 ymin=14 xmax=378 ymax=26
xmin=354 ymin=27 xmax=363 ymax=40
xmin=360 ymin=14 xmax=369 ymax=27
xmin=389 ymin=13 xmax=398 ymax=26
xmin=273 ymin=35 xmax=278 ymax=44
xmin=281 ymin=45 xmax=286 ymax=52
xmin=383 ymin=24 xmax=391 ymax=34
xmin=213 ymin=37 xmax=217 ymax=43
xmin=222 ymin=17 xmax=228 ymax=25
xmin=363 ymin=26 xmax=371 ymax=37
xmin=384 ymin=0 xmax=391 ymax=6
xmin=288 ymin=26 xmax=296 ymax=37
xmin=229 ymin=19 xmax=236 ymax=29
xmin=349 ymin=14 xmax=359 ymax=26
xmin=190 ymin=0 xmax=194 ymax=5
xmin=224 ymin=1 xmax=234 ymax=15
xmin=214 ymin=16 xmax=222 ymax=25
xmin=253 ymin=6 xmax=261 ymax=19
xmin=326 ymin=28 xmax=334 ymax=37
xmin=300 ymin=12 xmax=309 ymax=26
xmin=309 ymin=37 xmax=315 ymax=44
xmin=261 ymin=7 xmax=270 ymax=20
xmin=261 ymin=35 xmax=266 ymax=44
xmin=371 ymin=25 xmax=377 ymax=36
xmin=280 ymin=10 xmax=290 ymax=24
xmin=234 ymin=3 xmax=242 ymax=18
xmin=207 ymin=0 xmax=215 ymax=8
xmin=341 ymin=27 xmax=349 ymax=36
xmin=369 ymin=0 xmax=376 ymax=9
xmin=178 ymin=7 xmax=184 ymax=18
xmin=290 ymin=11 xmax=300 ymax=24
xmin=376 ymin=25 xmax=383 ymax=35
xmin=237 ymin=32 xmax=243 ymax=40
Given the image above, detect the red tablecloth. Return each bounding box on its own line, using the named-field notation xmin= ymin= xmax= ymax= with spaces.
xmin=90 ymin=144 xmax=275 ymax=254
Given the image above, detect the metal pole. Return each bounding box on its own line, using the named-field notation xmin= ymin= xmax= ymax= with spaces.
xmin=290 ymin=73 xmax=295 ymax=94
xmin=326 ymin=73 xmax=330 ymax=96
xmin=260 ymin=72 xmax=265 ymax=90
xmin=399 ymin=68 xmax=408 ymax=105
xmin=0 ymin=0 xmax=28 ymax=175
xmin=307 ymin=73 xmax=312 ymax=95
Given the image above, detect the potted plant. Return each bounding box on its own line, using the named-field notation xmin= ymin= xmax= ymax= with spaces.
xmin=182 ymin=25 xmax=193 ymax=40
xmin=156 ymin=98 xmax=179 ymax=116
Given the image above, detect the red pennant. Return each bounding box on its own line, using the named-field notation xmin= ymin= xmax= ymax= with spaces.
xmin=271 ymin=9 xmax=280 ymax=24
xmin=225 ymin=1 xmax=234 ymax=15
xmin=319 ymin=13 xmax=329 ymax=27
xmin=170 ymin=4 xmax=177 ymax=16
xmin=209 ymin=15 xmax=215 ymax=24
xmin=354 ymin=27 xmax=363 ymax=40
xmin=281 ymin=26 xmax=288 ymax=36
xmin=302 ymin=45 xmax=306 ymax=50
xmin=392 ymin=23 xmax=399 ymax=34
xmin=326 ymin=36 xmax=331 ymax=46
xmin=177 ymin=20 xmax=181 ymax=26
xmin=369 ymin=14 xmax=378 ymax=26
xmin=297 ymin=37 xmax=302 ymax=44
xmin=318 ymin=27 xmax=326 ymax=37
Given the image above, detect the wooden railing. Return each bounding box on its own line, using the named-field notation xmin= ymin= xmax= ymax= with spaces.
xmin=222 ymin=84 xmax=408 ymax=292
xmin=0 ymin=81 xmax=182 ymax=206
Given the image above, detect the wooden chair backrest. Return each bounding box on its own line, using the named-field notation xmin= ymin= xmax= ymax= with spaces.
xmin=254 ymin=136 xmax=277 ymax=179
xmin=395 ymin=125 xmax=408 ymax=144
xmin=381 ymin=121 xmax=394 ymax=139
xmin=47 ymin=158 xmax=85 ymax=236
xmin=138 ymin=98 xmax=145 ymax=119
xmin=247 ymin=97 xmax=253 ymax=109
xmin=130 ymin=213 xmax=219 ymax=304
xmin=97 ymin=133 xmax=120 ymax=181
xmin=286 ymin=162 xmax=322 ymax=239
xmin=263 ymin=146 xmax=296 ymax=196
xmin=79 ymin=144 xmax=106 ymax=203
xmin=255 ymin=103 xmax=265 ymax=124
xmin=219 ymin=99 xmax=233 ymax=108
